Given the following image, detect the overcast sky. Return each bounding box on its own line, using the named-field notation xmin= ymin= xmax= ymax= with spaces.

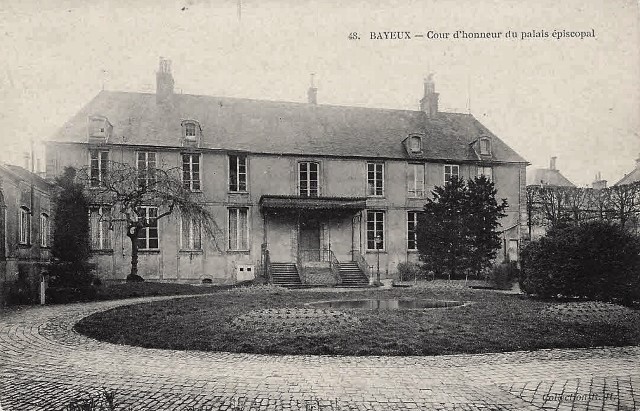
xmin=1 ymin=0 xmax=638 ymax=186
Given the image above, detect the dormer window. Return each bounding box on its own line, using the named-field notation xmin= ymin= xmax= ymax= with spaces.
xmin=185 ymin=123 xmax=196 ymax=140
xmin=479 ymin=137 xmax=491 ymax=155
xmin=181 ymin=120 xmax=201 ymax=147
xmin=410 ymin=136 xmax=422 ymax=153
xmin=88 ymin=115 xmax=112 ymax=143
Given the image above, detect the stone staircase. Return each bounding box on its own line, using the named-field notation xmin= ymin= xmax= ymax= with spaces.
xmin=270 ymin=262 xmax=302 ymax=288
xmin=338 ymin=261 xmax=369 ymax=287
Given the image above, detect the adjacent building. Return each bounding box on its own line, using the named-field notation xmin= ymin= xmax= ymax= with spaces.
xmin=45 ymin=59 xmax=527 ymax=285
xmin=0 ymin=164 xmax=52 ymax=305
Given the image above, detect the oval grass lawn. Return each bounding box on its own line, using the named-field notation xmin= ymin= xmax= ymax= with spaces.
xmin=74 ymin=287 xmax=640 ymax=356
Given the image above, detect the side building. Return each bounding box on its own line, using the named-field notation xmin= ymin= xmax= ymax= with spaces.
xmin=45 ymin=59 xmax=528 ymax=285
xmin=0 ymin=164 xmax=52 ymax=306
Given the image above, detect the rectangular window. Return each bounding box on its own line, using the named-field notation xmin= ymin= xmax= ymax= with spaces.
xmin=444 ymin=164 xmax=459 ymax=185
xmin=367 ymin=162 xmax=384 ymax=196
xmin=229 ymin=155 xmax=248 ymax=192
xmin=89 ymin=207 xmax=112 ymax=250
xmin=137 ymin=206 xmax=159 ymax=250
xmin=477 ymin=166 xmax=493 ymax=181
xmin=228 ymin=208 xmax=249 ymax=251
xmin=182 ymin=154 xmax=201 ymax=191
xmin=408 ymin=164 xmax=425 ymax=198
xmin=366 ymin=210 xmax=385 ymax=250
xmin=480 ymin=139 xmax=491 ymax=155
xmin=298 ymin=162 xmax=320 ymax=197
xmin=40 ymin=213 xmax=50 ymax=248
xmin=185 ymin=123 xmax=197 ymax=140
xmin=89 ymin=150 xmax=109 ymax=187
xmin=181 ymin=214 xmax=202 ymax=250
xmin=19 ymin=207 xmax=30 ymax=245
xmin=137 ymin=152 xmax=157 ymax=188
xmin=407 ymin=211 xmax=418 ymax=251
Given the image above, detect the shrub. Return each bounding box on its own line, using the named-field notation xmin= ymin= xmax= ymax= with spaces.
xmin=487 ymin=261 xmax=520 ymax=290
xmin=396 ymin=262 xmax=424 ymax=281
xmin=520 ymin=221 xmax=640 ymax=305
xmin=126 ymin=274 xmax=145 ymax=283
xmin=46 ymin=286 xmax=99 ymax=304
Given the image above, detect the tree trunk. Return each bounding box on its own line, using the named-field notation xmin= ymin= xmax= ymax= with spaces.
xmin=126 ymin=225 xmax=141 ymax=278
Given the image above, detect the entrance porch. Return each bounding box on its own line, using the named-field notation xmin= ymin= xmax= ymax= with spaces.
xmin=259 ymin=195 xmax=370 ymax=287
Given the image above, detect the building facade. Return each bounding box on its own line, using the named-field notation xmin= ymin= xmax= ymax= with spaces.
xmin=45 ymin=59 xmax=527 ymax=285
xmin=0 ymin=164 xmax=52 ymax=305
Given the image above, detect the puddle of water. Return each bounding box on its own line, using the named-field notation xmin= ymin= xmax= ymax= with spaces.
xmin=307 ymin=299 xmax=465 ymax=310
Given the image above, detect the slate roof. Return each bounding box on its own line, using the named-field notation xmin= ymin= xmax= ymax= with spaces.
xmin=0 ymin=163 xmax=52 ymax=192
xmin=49 ymin=90 xmax=527 ymax=163
xmin=526 ymin=168 xmax=575 ymax=187
xmin=614 ymin=167 xmax=640 ymax=186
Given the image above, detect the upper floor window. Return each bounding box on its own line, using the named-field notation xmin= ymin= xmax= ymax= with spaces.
xmin=477 ymin=166 xmax=493 ymax=181
xmin=228 ymin=207 xmax=249 ymax=251
xmin=479 ymin=138 xmax=491 ymax=155
xmin=89 ymin=206 xmax=111 ymax=250
xmin=299 ymin=161 xmax=320 ymax=197
xmin=40 ymin=213 xmax=50 ymax=248
xmin=367 ymin=162 xmax=384 ymax=197
xmin=410 ymin=136 xmax=422 ymax=153
xmin=229 ymin=155 xmax=248 ymax=192
xmin=137 ymin=206 xmax=159 ymax=250
xmin=19 ymin=206 xmax=30 ymax=245
xmin=407 ymin=211 xmax=418 ymax=251
xmin=182 ymin=154 xmax=201 ymax=191
xmin=408 ymin=164 xmax=425 ymax=198
xmin=89 ymin=150 xmax=109 ymax=187
xmin=366 ymin=210 xmax=385 ymax=250
xmin=444 ymin=164 xmax=459 ymax=185
xmin=137 ymin=152 xmax=157 ymax=188
xmin=181 ymin=214 xmax=202 ymax=250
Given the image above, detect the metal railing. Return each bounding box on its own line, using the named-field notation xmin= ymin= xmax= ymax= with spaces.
xmin=328 ymin=249 xmax=341 ymax=284
xmin=299 ymin=248 xmax=332 ymax=263
xmin=351 ymin=249 xmax=371 ymax=282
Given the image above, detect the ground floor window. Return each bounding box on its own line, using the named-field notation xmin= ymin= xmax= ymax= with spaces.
xmin=19 ymin=206 xmax=30 ymax=245
xmin=366 ymin=210 xmax=385 ymax=250
xmin=407 ymin=211 xmax=418 ymax=251
xmin=228 ymin=207 xmax=249 ymax=251
xmin=507 ymin=239 xmax=519 ymax=262
xmin=181 ymin=214 xmax=202 ymax=250
xmin=137 ymin=206 xmax=159 ymax=250
xmin=90 ymin=206 xmax=112 ymax=250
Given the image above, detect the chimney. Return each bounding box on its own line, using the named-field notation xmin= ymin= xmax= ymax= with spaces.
xmin=22 ymin=152 xmax=30 ymax=170
xmin=550 ymin=156 xmax=557 ymax=170
xmin=156 ymin=57 xmax=174 ymax=105
xmin=307 ymin=73 xmax=317 ymax=105
xmin=419 ymin=74 xmax=439 ymax=117
xmin=592 ymin=172 xmax=607 ymax=190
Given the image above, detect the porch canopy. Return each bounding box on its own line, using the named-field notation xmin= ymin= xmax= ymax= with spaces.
xmin=259 ymin=195 xmax=366 ymax=212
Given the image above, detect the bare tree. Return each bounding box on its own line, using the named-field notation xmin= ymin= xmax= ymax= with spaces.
xmin=77 ymin=160 xmax=221 ymax=279
xmin=609 ymin=182 xmax=640 ymax=230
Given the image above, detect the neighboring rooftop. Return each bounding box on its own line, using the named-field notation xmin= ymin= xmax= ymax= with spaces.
xmin=614 ymin=155 xmax=640 ymax=186
xmin=48 ymin=58 xmax=527 ymax=164
xmin=526 ymin=156 xmax=575 ymax=187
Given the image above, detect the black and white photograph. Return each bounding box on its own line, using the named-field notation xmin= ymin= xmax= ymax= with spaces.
xmin=0 ymin=0 xmax=639 ymax=409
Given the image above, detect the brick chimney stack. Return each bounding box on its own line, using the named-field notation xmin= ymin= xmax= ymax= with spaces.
xmin=419 ymin=74 xmax=439 ymax=117
xmin=156 ymin=57 xmax=174 ymax=105
xmin=550 ymin=156 xmax=557 ymax=170
xmin=307 ymin=73 xmax=317 ymax=105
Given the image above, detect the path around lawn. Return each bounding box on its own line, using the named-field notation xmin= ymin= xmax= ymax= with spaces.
xmin=0 ymin=294 xmax=639 ymax=410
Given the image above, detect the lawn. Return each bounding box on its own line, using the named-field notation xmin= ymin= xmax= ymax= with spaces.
xmin=75 ymin=286 xmax=640 ymax=356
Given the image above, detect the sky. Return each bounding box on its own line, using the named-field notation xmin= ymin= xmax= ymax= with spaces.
xmin=0 ymin=0 xmax=639 ymax=186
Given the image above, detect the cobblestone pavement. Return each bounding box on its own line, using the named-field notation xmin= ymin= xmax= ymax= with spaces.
xmin=1 ymin=295 xmax=639 ymax=410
